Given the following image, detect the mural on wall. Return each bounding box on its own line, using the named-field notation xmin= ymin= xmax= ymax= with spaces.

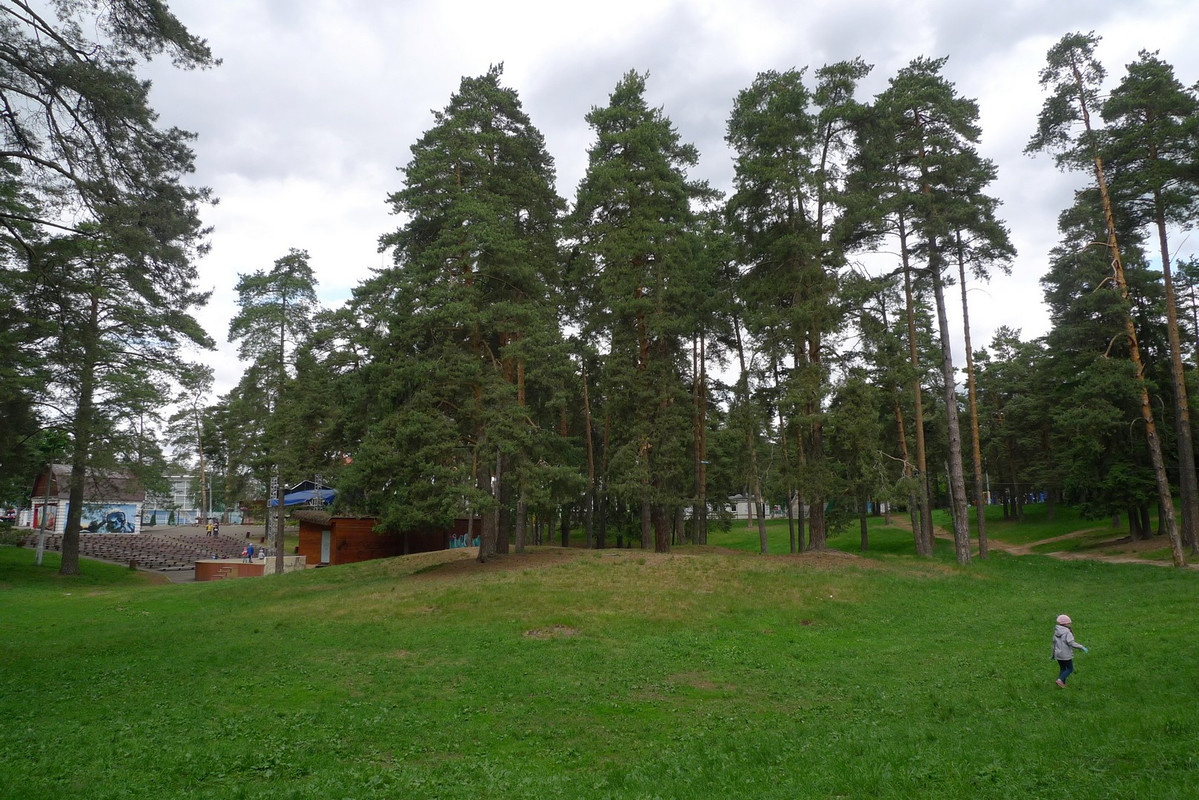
xmin=33 ymin=504 xmax=57 ymax=530
xmin=71 ymin=503 xmax=139 ymax=533
xmin=449 ymin=533 xmax=480 ymax=549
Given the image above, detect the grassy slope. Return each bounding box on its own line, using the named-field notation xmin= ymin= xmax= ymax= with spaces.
xmin=2 ymin=532 xmax=1197 ymax=799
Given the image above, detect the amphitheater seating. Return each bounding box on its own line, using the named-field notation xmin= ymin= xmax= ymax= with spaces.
xmin=20 ymin=529 xmax=269 ymax=572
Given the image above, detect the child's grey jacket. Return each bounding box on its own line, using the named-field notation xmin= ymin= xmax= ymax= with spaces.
xmin=1052 ymin=623 xmax=1084 ymax=660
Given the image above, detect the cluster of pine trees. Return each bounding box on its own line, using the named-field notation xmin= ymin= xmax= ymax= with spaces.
xmin=208 ymin=34 xmax=1199 ymax=567
xmin=3 ymin=6 xmax=1196 ymax=573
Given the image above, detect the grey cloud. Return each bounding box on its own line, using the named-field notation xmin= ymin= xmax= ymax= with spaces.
xmin=131 ymin=0 xmax=1199 ymax=394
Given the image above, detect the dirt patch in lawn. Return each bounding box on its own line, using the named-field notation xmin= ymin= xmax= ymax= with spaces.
xmin=523 ymin=624 xmax=579 ymax=639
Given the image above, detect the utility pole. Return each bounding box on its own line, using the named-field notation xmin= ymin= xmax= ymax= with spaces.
xmin=35 ymin=463 xmax=52 ymax=566
xmin=273 ymin=473 xmax=284 ymax=574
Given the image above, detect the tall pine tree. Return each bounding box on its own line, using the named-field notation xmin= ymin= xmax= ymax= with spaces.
xmin=1103 ymin=50 xmax=1199 ymax=553
xmin=570 ymin=71 xmax=715 ymax=553
xmin=358 ymin=66 xmax=567 ymax=561
xmin=1028 ymin=32 xmax=1184 ymax=566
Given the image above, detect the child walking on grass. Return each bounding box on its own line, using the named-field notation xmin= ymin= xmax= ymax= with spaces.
xmin=1052 ymin=614 xmax=1088 ymax=687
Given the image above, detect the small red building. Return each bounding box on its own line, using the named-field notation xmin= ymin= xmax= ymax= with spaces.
xmin=294 ymin=511 xmax=476 ymax=566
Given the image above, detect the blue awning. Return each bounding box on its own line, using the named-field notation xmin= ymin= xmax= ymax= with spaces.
xmin=268 ymin=489 xmax=336 ymax=507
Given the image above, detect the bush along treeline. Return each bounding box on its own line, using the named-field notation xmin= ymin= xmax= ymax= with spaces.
xmin=4 ymin=12 xmax=1198 ymax=572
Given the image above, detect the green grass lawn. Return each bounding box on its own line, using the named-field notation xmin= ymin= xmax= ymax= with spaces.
xmin=708 ymin=514 xmax=956 ymax=558
xmin=709 ymin=504 xmax=1121 ymax=556
xmin=930 ymin=503 xmax=1122 ymax=546
xmin=3 ymin=538 xmax=1198 ymax=799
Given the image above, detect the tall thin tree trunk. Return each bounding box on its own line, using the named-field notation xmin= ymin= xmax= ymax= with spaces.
xmin=515 ymin=485 xmax=527 ymax=553
xmin=35 ymin=462 xmax=53 ymax=565
xmin=1071 ymin=60 xmax=1184 ymax=566
xmin=754 ymin=477 xmax=768 ymax=554
xmin=692 ymin=334 xmax=701 ymax=541
xmin=733 ymin=315 xmax=768 ymax=553
xmin=61 ymin=295 xmax=102 ymax=576
xmin=859 ymin=496 xmax=869 ymax=551
xmin=223 ymin=448 xmax=233 ymax=525
xmin=1153 ymin=194 xmax=1198 ymax=553
xmin=640 ymin=494 xmax=651 ymax=550
xmin=955 ymin=231 xmax=989 ymax=558
xmin=779 ymin=408 xmax=797 ymax=553
xmin=899 ymin=217 xmax=934 ymax=556
xmin=597 ymin=413 xmax=610 ymax=549
xmin=274 ymin=474 xmax=285 ymax=574
xmin=915 ymin=121 xmax=971 ymax=564
xmin=791 ymin=377 xmax=807 ymax=552
xmin=894 ymin=399 xmax=922 ymax=554
xmin=806 ymin=390 xmax=827 ymax=550
xmin=477 ymin=446 xmax=498 ymax=563
xmin=930 ymin=255 xmax=971 ymax=564
xmin=274 ymin=281 xmax=288 ymax=576
xmin=931 ymin=252 xmax=972 ymax=567
xmin=195 ymin=404 xmax=207 ymax=531
xmin=698 ymin=335 xmax=708 ymax=546
xmin=582 ymin=362 xmax=596 ymax=549
xmin=653 ymin=503 xmax=671 ymax=553
xmin=497 ymin=452 xmax=511 ymax=555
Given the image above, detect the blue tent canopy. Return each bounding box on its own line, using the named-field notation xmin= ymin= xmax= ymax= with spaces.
xmin=268 ymin=489 xmax=336 ymax=507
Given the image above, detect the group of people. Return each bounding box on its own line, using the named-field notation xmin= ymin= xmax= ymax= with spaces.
xmin=203 ymin=518 xmax=221 ymax=537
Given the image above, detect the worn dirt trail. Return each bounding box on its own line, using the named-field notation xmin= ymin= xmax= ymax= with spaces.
xmin=891 ymin=516 xmax=1197 ymax=568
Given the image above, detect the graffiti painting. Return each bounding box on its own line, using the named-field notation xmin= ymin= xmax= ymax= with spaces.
xmin=71 ymin=503 xmax=139 ymax=533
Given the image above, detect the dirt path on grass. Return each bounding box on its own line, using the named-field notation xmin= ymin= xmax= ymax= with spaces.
xmin=893 ymin=516 xmax=1196 ymax=568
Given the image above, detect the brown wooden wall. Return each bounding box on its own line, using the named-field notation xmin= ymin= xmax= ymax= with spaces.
xmin=297 ymin=517 xmax=467 ymax=566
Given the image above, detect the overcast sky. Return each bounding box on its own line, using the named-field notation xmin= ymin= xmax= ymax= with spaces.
xmin=142 ymin=0 xmax=1199 ymax=397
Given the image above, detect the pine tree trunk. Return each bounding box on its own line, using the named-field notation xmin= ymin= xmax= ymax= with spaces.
xmin=900 ymin=220 xmax=934 ymax=556
xmin=477 ymin=449 xmax=497 ymax=563
xmin=1071 ymin=57 xmax=1184 ymax=566
xmin=596 ymin=488 xmax=607 ymax=550
xmin=893 ymin=398 xmax=923 ymax=555
xmin=807 ymin=410 xmax=827 ymax=551
xmin=1128 ymin=507 xmax=1141 ymax=539
xmin=755 ymin=478 xmax=768 ymax=554
xmin=61 ymin=293 xmax=104 ymax=576
xmin=691 ymin=335 xmax=709 ymax=546
xmin=515 ymin=488 xmax=527 ymax=553
xmin=698 ymin=336 xmax=708 ymax=545
xmin=807 ymin=318 xmax=827 ymax=552
xmin=930 ymin=253 xmax=972 ymax=565
xmin=1154 ymin=198 xmax=1198 ymax=553
xmin=793 ymin=405 xmax=807 ymax=552
xmin=733 ymin=316 xmax=768 ymax=553
xmin=640 ymin=496 xmax=651 ymax=550
xmin=955 ymin=231 xmax=989 ymax=558
xmin=786 ymin=489 xmax=797 ymax=553
xmin=859 ymin=496 xmax=869 ymax=551
xmin=781 ymin=421 xmax=797 ymax=553
xmin=497 ymin=456 xmax=511 ymax=555
xmin=653 ymin=504 xmax=671 ymax=553
xmin=597 ymin=413 xmax=609 ymax=549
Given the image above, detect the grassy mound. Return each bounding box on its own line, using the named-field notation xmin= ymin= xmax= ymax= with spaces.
xmin=2 ymin=528 xmax=1196 ymax=799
